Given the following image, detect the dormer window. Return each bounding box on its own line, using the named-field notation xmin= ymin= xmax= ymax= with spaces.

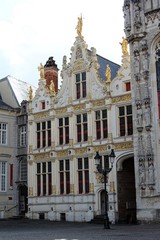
xmin=76 ymin=72 xmax=86 ymax=99
xmin=41 ymin=101 xmax=45 ymax=110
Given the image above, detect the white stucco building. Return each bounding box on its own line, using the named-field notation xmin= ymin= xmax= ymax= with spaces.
xmin=27 ymin=18 xmax=135 ymax=223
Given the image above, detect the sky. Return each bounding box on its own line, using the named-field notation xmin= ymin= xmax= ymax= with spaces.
xmin=0 ymin=0 xmax=125 ymax=87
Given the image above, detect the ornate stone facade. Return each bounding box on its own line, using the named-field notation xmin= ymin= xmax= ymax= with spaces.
xmin=124 ymin=0 xmax=160 ymax=222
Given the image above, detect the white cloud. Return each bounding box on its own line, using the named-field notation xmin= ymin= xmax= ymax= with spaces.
xmin=0 ymin=0 xmax=124 ymax=86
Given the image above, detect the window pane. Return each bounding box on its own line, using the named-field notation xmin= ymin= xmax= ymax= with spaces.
xmin=84 ymin=158 xmax=89 ymax=169
xmin=47 ymin=121 xmax=51 ymax=129
xmin=102 ymin=109 xmax=107 ymax=118
xmin=119 ymin=107 xmax=125 ymax=116
xmin=120 ymin=117 xmax=125 ymax=136
xmin=76 ymin=73 xmax=80 ymax=82
xmin=77 ymin=115 xmax=81 ymax=123
xmin=96 ymin=111 xmax=100 ymax=120
xmin=65 ymin=159 xmax=69 ymax=170
xmin=48 ymin=162 xmax=51 ymax=172
xmin=82 ymin=72 xmax=86 ymax=80
xmin=60 ymin=160 xmax=64 ymax=171
xmin=37 ymin=163 xmax=41 ymax=173
xmin=65 ymin=117 xmax=69 ymax=125
xmin=127 ymin=105 xmax=132 ymax=115
xmin=78 ymin=158 xmax=82 ymax=169
xmin=59 ymin=118 xmax=63 ymax=126
xmin=42 ymin=122 xmax=46 ymax=130
xmin=83 ymin=113 xmax=87 ymax=122
xmin=42 ymin=162 xmax=46 ymax=173
xmin=37 ymin=123 xmax=40 ymax=131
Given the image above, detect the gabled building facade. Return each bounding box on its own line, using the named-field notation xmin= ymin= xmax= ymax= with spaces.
xmin=27 ymin=18 xmax=135 ymax=223
xmin=0 ymin=76 xmax=36 ymax=218
xmin=123 ymin=0 xmax=160 ymax=222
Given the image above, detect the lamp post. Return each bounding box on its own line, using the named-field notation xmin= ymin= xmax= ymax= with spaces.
xmin=94 ymin=149 xmax=116 ymax=229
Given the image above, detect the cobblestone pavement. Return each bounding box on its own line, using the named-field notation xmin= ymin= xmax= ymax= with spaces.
xmin=0 ymin=219 xmax=160 ymax=240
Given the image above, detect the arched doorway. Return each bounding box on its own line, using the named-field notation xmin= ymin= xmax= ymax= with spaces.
xmin=117 ymin=157 xmax=136 ymax=223
xmin=100 ymin=190 xmax=108 ymax=214
xmin=18 ymin=185 xmax=28 ymax=216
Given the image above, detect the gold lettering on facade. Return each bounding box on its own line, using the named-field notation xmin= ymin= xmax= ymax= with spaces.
xmin=34 ymin=153 xmax=49 ymax=160
xmin=115 ymin=142 xmax=133 ymax=150
xmin=57 ymin=150 xmax=68 ymax=157
xmin=75 ymin=148 xmax=86 ymax=155
xmin=112 ymin=94 xmax=131 ymax=103
xmin=92 ymin=99 xmax=105 ymax=107
xmin=55 ymin=107 xmax=68 ymax=115
xmin=34 ymin=111 xmax=49 ymax=120
xmin=73 ymin=103 xmax=85 ymax=111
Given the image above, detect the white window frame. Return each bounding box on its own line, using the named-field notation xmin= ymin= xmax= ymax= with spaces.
xmin=0 ymin=123 xmax=7 ymax=145
xmin=0 ymin=161 xmax=7 ymax=192
xmin=20 ymin=126 xmax=27 ymax=146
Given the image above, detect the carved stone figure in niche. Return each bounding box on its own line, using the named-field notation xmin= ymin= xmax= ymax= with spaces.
xmin=146 ymin=134 xmax=152 ymax=155
xmin=38 ymin=63 xmax=45 ymax=79
xmin=76 ymin=15 xmax=83 ymax=38
xmin=141 ymin=39 xmax=148 ymax=51
xmin=142 ymin=52 xmax=149 ymax=71
xmin=144 ymin=106 xmax=151 ymax=127
xmin=124 ymin=4 xmax=131 ymax=30
xmin=76 ymin=47 xmax=82 ymax=59
xmin=105 ymin=64 xmax=111 ymax=82
xmin=136 ymin=108 xmax=143 ymax=128
xmin=134 ymin=2 xmax=141 ymax=24
xmin=133 ymin=42 xmax=139 ymax=57
xmin=139 ymin=159 xmax=146 ymax=185
xmin=134 ymin=56 xmax=140 ymax=73
xmin=148 ymin=160 xmax=154 ymax=184
xmin=143 ymin=81 xmax=150 ymax=104
xmin=120 ymin=37 xmax=128 ymax=56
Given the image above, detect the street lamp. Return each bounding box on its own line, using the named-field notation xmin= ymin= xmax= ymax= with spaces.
xmin=94 ymin=149 xmax=116 ymax=229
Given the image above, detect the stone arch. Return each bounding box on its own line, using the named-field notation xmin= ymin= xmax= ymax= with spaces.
xmin=150 ymin=32 xmax=160 ymax=119
xmin=116 ymin=154 xmax=136 ymax=223
xmin=17 ymin=183 xmax=28 ymax=215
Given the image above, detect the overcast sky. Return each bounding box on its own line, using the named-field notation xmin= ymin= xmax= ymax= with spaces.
xmin=0 ymin=0 xmax=125 ymax=87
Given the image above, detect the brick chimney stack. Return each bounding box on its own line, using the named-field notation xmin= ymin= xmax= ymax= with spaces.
xmin=44 ymin=57 xmax=59 ymax=92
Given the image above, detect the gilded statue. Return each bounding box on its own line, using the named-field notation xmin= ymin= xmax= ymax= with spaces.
xmin=76 ymin=15 xmax=83 ymax=38
xmin=38 ymin=63 xmax=45 ymax=79
xmin=28 ymin=86 xmax=33 ymax=101
xmin=105 ymin=64 xmax=111 ymax=82
xmin=50 ymin=80 xmax=55 ymax=96
xmin=120 ymin=37 xmax=128 ymax=55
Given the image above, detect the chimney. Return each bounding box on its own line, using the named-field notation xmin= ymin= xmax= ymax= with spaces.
xmin=44 ymin=57 xmax=59 ymax=92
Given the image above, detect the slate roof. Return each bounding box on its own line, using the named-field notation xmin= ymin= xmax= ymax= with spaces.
xmin=0 ymin=75 xmax=37 ymax=106
xmin=97 ymin=54 xmax=120 ymax=80
xmin=88 ymin=50 xmax=120 ymax=80
xmin=0 ymin=98 xmax=13 ymax=110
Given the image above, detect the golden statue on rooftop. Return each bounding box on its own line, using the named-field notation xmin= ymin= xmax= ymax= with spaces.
xmin=105 ymin=64 xmax=111 ymax=82
xmin=38 ymin=63 xmax=45 ymax=79
xmin=49 ymin=80 xmax=55 ymax=96
xmin=120 ymin=37 xmax=128 ymax=56
xmin=76 ymin=14 xmax=83 ymax=38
